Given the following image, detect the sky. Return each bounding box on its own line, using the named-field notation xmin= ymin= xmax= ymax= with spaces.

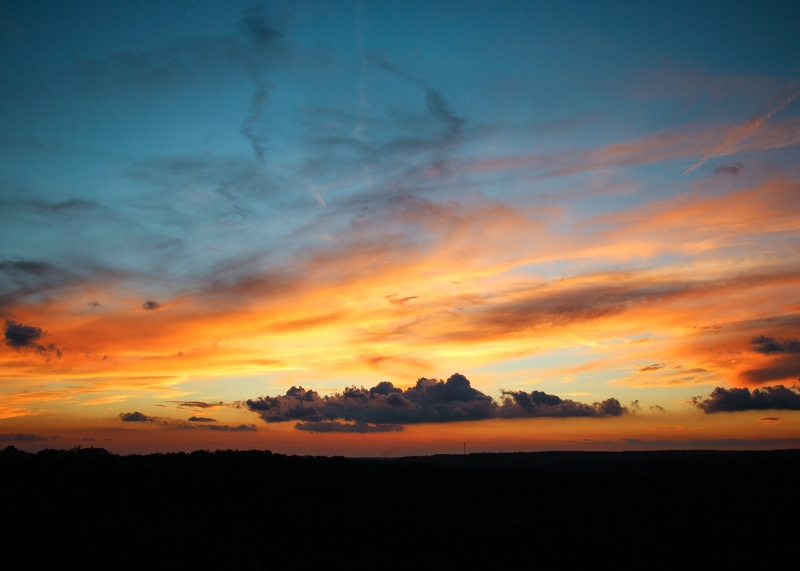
xmin=2 ymin=0 xmax=800 ymax=455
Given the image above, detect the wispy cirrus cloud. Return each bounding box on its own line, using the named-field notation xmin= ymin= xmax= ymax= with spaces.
xmin=450 ymin=85 xmax=800 ymax=179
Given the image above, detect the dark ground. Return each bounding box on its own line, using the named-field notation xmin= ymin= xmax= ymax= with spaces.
xmin=1 ymin=446 xmax=797 ymax=570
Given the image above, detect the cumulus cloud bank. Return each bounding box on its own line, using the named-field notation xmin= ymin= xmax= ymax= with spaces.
xmin=245 ymin=374 xmax=626 ymax=432
xmin=693 ymin=385 xmax=800 ymax=413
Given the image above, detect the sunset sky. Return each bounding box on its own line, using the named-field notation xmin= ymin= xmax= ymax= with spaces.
xmin=2 ymin=0 xmax=800 ymax=455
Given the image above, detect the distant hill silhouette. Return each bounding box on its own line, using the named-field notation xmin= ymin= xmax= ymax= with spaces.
xmin=2 ymin=446 xmax=797 ymax=569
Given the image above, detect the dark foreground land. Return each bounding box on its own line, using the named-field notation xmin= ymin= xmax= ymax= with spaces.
xmin=1 ymin=447 xmax=798 ymax=570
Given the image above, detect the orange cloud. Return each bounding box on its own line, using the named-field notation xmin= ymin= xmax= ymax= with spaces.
xmin=2 ymin=174 xmax=799 ymax=419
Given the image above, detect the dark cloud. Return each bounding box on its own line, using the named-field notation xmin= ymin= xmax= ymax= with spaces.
xmin=88 ymin=300 xmax=101 ymax=307
xmin=0 ymin=258 xmax=124 ymax=311
xmin=454 ymin=280 xmax=698 ymax=342
xmin=751 ymin=335 xmax=800 ymax=354
xmin=72 ymin=11 xmax=287 ymax=96
xmin=424 ymin=89 xmax=465 ymax=138
xmin=0 ymin=197 xmax=100 ymax=217
xmin=3 ymin=319 xmax=44 ymax=350
xmin=741 ymin=353 xmax=800 ymax=384
xmin=0 ymin=260 xmax=76 ymax=309
xmin=0 ymin=433 xmax=57 ymax=442
xmin=125 ymin=155 xmax=277 ymax=220
xmin=693 ymin=385 xmax=800 ymax=413
xmin=246 ymin=373 xmax=626 ymax=428
xmin=650 ymin=405 xmax=666 ymax=413
xmin=435 ymin=273 xmax=800 ymax=344
xmin=387 ymin=295 xmax=419 ymax=305
xmin=119 ymin=411 xmax=156 ymax=422
xmin=714 ymin=161 xmax=744 ymax=175
xmin=295 ymin=421 xmax=404 ymax=433
xmin=498 ymin=390 xmax=627 ymax=418
xmin=171 ymin=401 xmax=226 ymax=409
xmin=685 ymin=323 xmax=800 ymax=385
xmin=241 ymin=81 xmax=270 ymax=160
xmin=118 ymin=412 xmax=255 ymax=432
xmin=639 ymin=363 xmax=665 ymax=372
xmin=629 ymin=400 xmax=641 ymax=412
xmin=368 ymin=54 xmax=465 ymax=139
xmin=142 ymin=300 xmax=160 ymax=310
xmin=0 ymin=260 xmax=53 ymax=277
xmin=27 ymin=198 xmax=99 ymax=214
xmin=72 ymin=8 xmax=289 ymax=159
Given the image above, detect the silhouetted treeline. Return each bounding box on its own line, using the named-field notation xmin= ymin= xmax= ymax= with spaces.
xmin=1 ymin=446 xmax=797 ymax=570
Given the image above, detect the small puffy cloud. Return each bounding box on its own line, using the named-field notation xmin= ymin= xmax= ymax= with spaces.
xmin=693 ymin=385 xmax=800 ymax=413
xmin=245 ymin=373 xmax=626 ymax=429
xmin=757 ymin=417 xmax=784 ymax=423
xmin=714 ymin=161 xmax=744 ymax=175
xmin=4 ymin=319 xmax=44 ymax=350
xmin=119 ymin=411 xmax=155 ymax=422
xmin=650 ymin=405 xmax=666 ymax=413
xmin=87 ymin=300 xmax=101 ymax=307
xmin=142 ymin=300 xmax=160 ymax=310
xmin=188 ymin=416 xmax=216 ymax=422
xmin=3 ymin=320 xmax=60 ymax=358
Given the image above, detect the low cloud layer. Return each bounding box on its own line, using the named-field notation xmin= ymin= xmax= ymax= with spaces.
xmin=206 ymin=424 xmax=257 ymax=432
xmin=245 ymin=374 xmax=626 ymax=430
xmin=171 ymin=401 xmax=226 ymax=409
xmin=119 ymin=411 xmax=255 ymax=431
xmin=0 ymin=433 xmax=58 ymax=442
xmin=693 ymin=385 xmax=800 ymax=413
xmin=295 ymin=421 xmax=404 ymax=433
